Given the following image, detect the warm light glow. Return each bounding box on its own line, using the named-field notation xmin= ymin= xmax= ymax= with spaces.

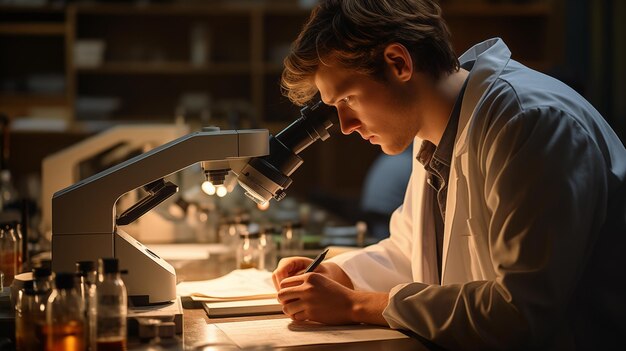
xmin=257 ymin=201 xmax=270 ymax=211
xmin=199 ymin=212 xmax=208 ymax=222
xmin=216 ymin=185 xmax=228 ymax=197
xmin=168 ymin=204 xmax=185 ymax=219
xmin=201 ymin=181 xmax=216 ymax=195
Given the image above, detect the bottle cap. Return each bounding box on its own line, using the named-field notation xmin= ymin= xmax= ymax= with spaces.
xmin=239 ymin=229 xmax=261 ymax=239
xmin=99 ymin=257 xmax=119 ymax=274
xmin=22 ymin=280 xmax=36 ymax=295
xmin=75 ymin=261 xmax=95 ymax=276
xmin=32 ymin=266 xmax=52 ymax=279
xmin=54 ymin=272 xmax=76 ymax=290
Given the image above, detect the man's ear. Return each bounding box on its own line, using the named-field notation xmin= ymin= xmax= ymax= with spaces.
xmin=383 ymin=43 xmax=413 ymax=82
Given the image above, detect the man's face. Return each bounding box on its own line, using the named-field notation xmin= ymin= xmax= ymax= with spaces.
xmin=314 ymin=62 xmax=419 ymax=155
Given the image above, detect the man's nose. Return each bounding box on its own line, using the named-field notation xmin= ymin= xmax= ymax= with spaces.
xmin=337 ymin=106 xmax=360 ymax=135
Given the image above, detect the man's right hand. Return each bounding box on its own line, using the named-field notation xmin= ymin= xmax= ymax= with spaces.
xmin=272 ymin=257 xmax=354 ymax=290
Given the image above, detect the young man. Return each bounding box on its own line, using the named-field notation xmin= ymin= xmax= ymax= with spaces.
xmin=272 ymin=0 xmax=626 ymax=349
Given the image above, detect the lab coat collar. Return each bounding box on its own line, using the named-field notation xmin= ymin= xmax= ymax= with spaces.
xmin=441 ymin=38 xmax=511 ymax=282
xmin=454 ymin=38 xmax=511 ymax=156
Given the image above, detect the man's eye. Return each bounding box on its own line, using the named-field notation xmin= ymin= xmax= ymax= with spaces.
xmin=342 ymin=96 xmax=354 ymax=106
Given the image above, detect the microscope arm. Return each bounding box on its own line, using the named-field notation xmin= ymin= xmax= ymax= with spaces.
xmin=41 ymin=124 xmax=188 ymax=237
xmin=52 ymin=129 xmax=268 ymax=236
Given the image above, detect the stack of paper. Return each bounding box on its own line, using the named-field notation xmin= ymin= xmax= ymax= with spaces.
xmin=177 ymin=269 xmax=282 ymax=317
xmin=216 ymin=318 xmax=410 ymax=348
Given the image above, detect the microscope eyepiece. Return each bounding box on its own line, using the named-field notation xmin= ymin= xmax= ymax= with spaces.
xmin=236 ymin=100 xmax=337 ymax=205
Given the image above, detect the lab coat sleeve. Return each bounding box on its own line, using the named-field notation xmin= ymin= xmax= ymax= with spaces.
xmin=383 ymin=108 xmax=609 ymax=350
xmin=326 ymin=172 xmax=416 ymax=292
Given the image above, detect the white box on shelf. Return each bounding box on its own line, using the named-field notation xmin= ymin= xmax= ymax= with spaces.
xmin=74 ymin=39 xmax=106 ymax=68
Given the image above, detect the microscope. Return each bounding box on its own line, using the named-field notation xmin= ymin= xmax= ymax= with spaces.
xmin=52 ymin=101 xmax=337 ymax=305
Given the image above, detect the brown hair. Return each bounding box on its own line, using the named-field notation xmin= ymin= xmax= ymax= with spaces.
xmin=282 ymin=0 xmax=459 ymax=106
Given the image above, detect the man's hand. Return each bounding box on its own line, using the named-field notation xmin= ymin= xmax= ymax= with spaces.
xmin=272 ymin=257 xmax=353 ymax=290
xmin=272 ymin=257 xmax=389 ymax=326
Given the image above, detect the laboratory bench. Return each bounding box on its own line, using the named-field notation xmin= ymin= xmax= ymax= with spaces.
xmin=1 ymin=250 xmax=434 ymax=351
xmin=163 ymin=252 xmax=434 ymax=351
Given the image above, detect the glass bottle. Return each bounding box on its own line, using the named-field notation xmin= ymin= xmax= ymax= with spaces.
xmin=0 ymin=222 xmax=18 ymax=287
xmin=0 ymin=169 xmax=18 ymax=211
xmin=45 ymin=272 xmax=86 ymax=351
xmin=15 ymin=222 xmax=24 ymax=273
xmin=15 ymin=280 xmax=44 ymax=351
xmin=236 ymin=230 xmax=264 ymax=270
xmin=0 ymin=114 xmax=19 ymax=212
xmin=32 ymin=266 xmax=53 ymax=349
xmin=281 ymin=221 xmax=304 ymax=256
xmin=260 ymin=229 xmax=277 ymax=271
xmin=76 ymin=261 xmax=97 ymax=351
xmin=95 ymin=258 xmax=127 ymax=351
xmin=32 ymin=266 xmax=53 ymax=298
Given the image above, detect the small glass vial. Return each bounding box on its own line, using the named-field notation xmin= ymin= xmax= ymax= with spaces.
xmin=32 ymin=266 xmax=52 ymax=350
xmin=76 ymin=261 xmax=97 ymax=351
xmin=14 ymin=222 xmax=23 ymax=273
xmin=95 ymin=258 xmax=127 ymax=351
xmin=260 ymin=229 xmax=278 ymax=271
xmin=32 ymin=265 xmax=53 ymax=299
xmin=0 ymin=222 xmax=18 ymax=287
xmin=45 ymin=272 xmax=86 ymax=351
xmin=236 ymin=230 xmax=264 ymax=270
xmin=281 ymin=222 xmax=304 ymax=256
xmin=16 ymin=280 xmax=45 ymax=351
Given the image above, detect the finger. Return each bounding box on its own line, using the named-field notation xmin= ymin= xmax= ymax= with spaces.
xmin=275 ymin=259 xmax=300 ymax=280
xmin=276 ymin=286 xmax=301 ymax=304
xmin=280 ymin=276 xmax=307 ymax=289
xmin=272 ymin=260 xmax=296 ymax=289
xmin=291 ymin=310 xmax=308 ymax=321
xmin=272 ymin=272 xmax=280 ymax=291
xmin=282 ymin=298 xmax=307 ymax=318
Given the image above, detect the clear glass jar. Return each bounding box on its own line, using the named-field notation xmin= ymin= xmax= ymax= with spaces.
xmin=0 ymin=222 xmax=18 ymax=287
xmin=45 ymin=272 xmax=86 ymax=351
xmin=76 ymin=261 xmax=97 ymax=351
xmin=260 ymin=230 xmax=278 ymax=271
xmin=15 ymin=280 xmax=43 ymax=351
xmin=95 ymin=258 xmax=127 ymax=351
xmin=281 ymin=222 xmax=304 ymax=256
xmin=236 ymin=231 xmax=264 ymax=270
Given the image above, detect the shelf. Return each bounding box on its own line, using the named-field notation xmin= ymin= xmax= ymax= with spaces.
xmin=74 ymin=2 xmax=310 ymax=16
xmin=442 ymin=2 xmax=551 ymax=17
xmin=0 ymin=23 xmax=66 ymax=35
xmin=263 ymin=63 xmax=285 ymax=74
xmin=76 ymin=62 xmax=251 ymax=75
xmin=0 ymin=93 xmax=68 ymax=107
xmin=0 ymin=5 xmax=65 ymax=13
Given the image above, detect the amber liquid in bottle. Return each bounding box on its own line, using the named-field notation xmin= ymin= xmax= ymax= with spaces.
xmin=95 ymin=337 xmax=127 ymax=351
xmin=45 ymin=320 xmax=85 ymax=351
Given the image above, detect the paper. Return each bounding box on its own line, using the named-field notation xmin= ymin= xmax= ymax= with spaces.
xmin=176 ymin=268 xmax=277 ymax=302
xmin=202 ymin=298 xmax=282 ymax=317
xmin=215 ymin=318 xmax=409 ymax=348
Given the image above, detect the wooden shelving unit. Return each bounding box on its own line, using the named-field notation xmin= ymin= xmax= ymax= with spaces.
xmin=0 ymin=23 xmax=66 ymax=35
xmin=0 ymin=4 xmax=72 ymax=119
xmin=0 ymin=1 xmax=563 ymax=125
xmin=1 ymin=0 xmax=564 ymax=199
xmin=75 ymin=62 xmax=252 ymax=75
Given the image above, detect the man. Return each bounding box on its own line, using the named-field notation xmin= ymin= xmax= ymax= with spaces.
xmin=272 ymin=0 xmax=626 ymax=349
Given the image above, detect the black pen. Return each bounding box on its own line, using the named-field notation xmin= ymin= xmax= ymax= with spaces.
xmin=304 ymin=248 xmax=329 ymax=273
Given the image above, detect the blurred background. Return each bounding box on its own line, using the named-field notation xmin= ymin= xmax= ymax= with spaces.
xmin=0 ymin=0 xmax=624 ymax=250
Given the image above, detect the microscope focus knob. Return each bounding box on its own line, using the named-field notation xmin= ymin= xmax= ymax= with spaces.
xmin=273 ymin=189 xmax=287 ymax=201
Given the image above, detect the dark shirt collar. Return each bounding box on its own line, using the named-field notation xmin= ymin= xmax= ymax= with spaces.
xmin=417 ymin=78 xmax=468 ymax=168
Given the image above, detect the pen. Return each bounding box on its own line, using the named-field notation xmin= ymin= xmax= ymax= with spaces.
xmin=304 ymin=248 xmax=329 ymax=273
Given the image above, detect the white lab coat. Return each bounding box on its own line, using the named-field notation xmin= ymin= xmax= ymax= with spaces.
xmin=328 ymin=38 xmax=626 ymax=350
